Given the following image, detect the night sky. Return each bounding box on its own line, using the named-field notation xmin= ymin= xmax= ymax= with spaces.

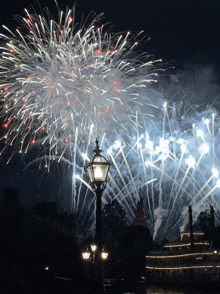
xmin=1 ymin=0 xmax=220 ymax=207
xmin=2 ymin=0 xmax=220 ymax=68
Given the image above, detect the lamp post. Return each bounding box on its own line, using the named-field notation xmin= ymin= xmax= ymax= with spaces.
xmin=85 ymin=139 xmax=111 ymax=291
xmin=85 ymin=139 xmax=111 ymax=254
xmin=82 ymin=246 xmax=109 ymax=289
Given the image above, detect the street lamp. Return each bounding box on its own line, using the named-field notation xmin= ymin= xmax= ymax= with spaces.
xmin=85 ymin=139 xmax=111 ymax=292
xmin=85 ymin=139 xmax=111 ymax=254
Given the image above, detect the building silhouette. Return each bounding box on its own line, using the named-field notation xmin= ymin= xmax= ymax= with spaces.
xmin=132 ymin=197 xmax=147 ymax=228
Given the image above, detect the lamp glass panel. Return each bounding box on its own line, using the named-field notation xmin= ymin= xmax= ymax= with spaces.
xmin=101 ymin=252 xmax=108 ymax=260
xmin=90 ymin=244 xmax=97 ymax=252
xmin=93 ymin=164 xmax=110 ymax=182
xmin=86 ymin=165 xmax=94 ymax=182
xmin=93 ymin=165 xmax=104 ymax=181
xmin=82 ymin=251 xmax=90 ymax=260
xmin=93 ymin=155 xmax=105 ymax=163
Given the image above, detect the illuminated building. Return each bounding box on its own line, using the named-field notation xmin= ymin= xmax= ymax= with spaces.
xmin=146 ymin=231 xmax=220 ymax=283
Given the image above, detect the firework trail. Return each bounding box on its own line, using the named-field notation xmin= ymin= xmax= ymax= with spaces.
xmin=1 ymin=5 xmax=220 ymax=241
xmin=74 ymin=103 xmax=220 ymax=240
xmin=0 ymin=6 xmax=162 ymax=170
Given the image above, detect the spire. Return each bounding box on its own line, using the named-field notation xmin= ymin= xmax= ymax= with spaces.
xmin=132 ymin=198 xmax=147 ymax=227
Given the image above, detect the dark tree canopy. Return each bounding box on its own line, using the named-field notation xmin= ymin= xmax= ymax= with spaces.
xmin=102 ymin=199 xmax=127 ymax=248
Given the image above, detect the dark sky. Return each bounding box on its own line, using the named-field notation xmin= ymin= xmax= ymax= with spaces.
xmin=1 ymin=0 xmax=220 ymax=67
xmin=0 ymin=0 xmax=220 ymax=206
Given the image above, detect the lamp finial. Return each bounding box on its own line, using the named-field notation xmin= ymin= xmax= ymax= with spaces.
xmin=94 ymin=138 xmax=102 ymax=154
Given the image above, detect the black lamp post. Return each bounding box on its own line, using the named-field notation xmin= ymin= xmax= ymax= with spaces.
xmin=85 ymin=138 xmax=111 ymax=262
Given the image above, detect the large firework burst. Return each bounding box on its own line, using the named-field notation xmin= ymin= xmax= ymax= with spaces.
xmin=0 ymin=6 xmax=162 ymax=166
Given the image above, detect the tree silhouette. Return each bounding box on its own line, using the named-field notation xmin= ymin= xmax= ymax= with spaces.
xmin=102 ymin=199 xmax=127 ymax=248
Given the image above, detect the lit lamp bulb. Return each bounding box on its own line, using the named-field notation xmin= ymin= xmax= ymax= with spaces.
xmin=82 ymin=250 xmax=90 ymax=260
xmin=101 ymin=251 xmax=108 ymax=260
xmin=90 ymin=244 xmax=97 ymax=252
xmin=94 ymin=167 xmax=103 ymax=180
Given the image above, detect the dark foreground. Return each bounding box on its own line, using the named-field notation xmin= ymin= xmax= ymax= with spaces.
xmin=2 ymin=279 xmax=220 ymax=294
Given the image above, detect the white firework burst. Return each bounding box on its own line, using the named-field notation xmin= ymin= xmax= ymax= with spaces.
xmin=0 ymin=6 xmax=162 ymax=167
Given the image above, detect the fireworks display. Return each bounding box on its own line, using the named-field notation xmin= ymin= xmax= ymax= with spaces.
xmin=75 ymin=105 xmax=220 ymax=240
xmin=0 ymin=6 xmax=162 ymax=167
xmin=1 ymin=6 xmax=220 ymax=241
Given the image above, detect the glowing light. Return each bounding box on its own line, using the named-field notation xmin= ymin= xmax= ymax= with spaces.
xmin=2 ymin=4 xmax=220 ymax=244
xmin=0 ymin=6 xmax=160 ymax=162
xmin=159 ymin=153 xmax=168 ymax=161
xmin=96 ymin=49 xmax=102 ymax=55
xmin=186 ymin=156 xmax=196 ymax=168
xmin=212 ymin=168 xmax=219 ymax=178
xmin=94 ymin=167 xmax=103 ymax=179
xmin=159 ymin=138 xmax=169 ymax=150
xmin=197 ymin=129 xmax=204 ymax=138
xmin=90 ymin=244 xmax=97 ymax=252
xmin=82 ymin=153 xmax=90 ymax=161
xmin=180 ymin=144 xmax=187 ymax=154
xmin=145 ymin=161 xmax=150 ymax=167
xmin=101 ymin=251 xmax=108 ymax=260
xmin=200 ymin=143 xmax=209 ymax=154
xmin=107 ymin=148 xmax=112 ymax=155
xmin=145 ymin=140 xmax=154 ymax=150
xmin=82 ymin=251 xmax=90 ymax=260
xmin=137 ymin=142 xmax=142 ymax=149
xmin=113 ymin=141 xmax=121 ymax=149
